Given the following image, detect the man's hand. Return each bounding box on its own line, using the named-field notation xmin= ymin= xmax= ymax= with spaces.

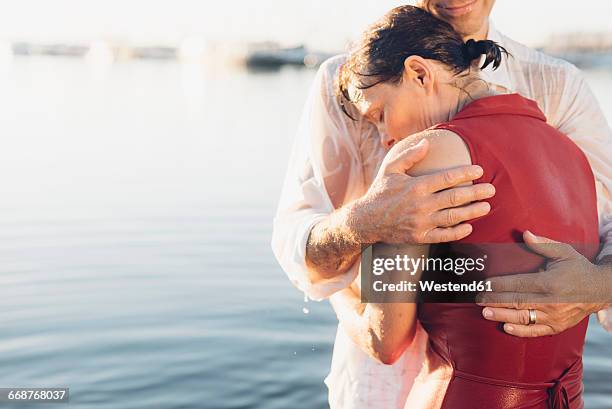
xmin=476 ymin=231 xmax=611 ymax=337
xmin=352 ymin=138 xmax=495 ymax=245
xmin=305 ymin=138 xmax=495 ymax=281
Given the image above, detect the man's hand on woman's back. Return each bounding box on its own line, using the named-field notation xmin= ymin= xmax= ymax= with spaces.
xmin=476 ymin=231 xmax=612 ymax=337
xmin=354 ymin=136 xmax=496 ymax=245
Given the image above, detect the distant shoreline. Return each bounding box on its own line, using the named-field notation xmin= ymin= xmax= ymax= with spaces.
xmin=5 ymin=38 xmax=612 ymax=70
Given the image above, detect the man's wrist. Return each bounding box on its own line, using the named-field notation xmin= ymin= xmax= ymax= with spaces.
xmin=305 ymin=200 xmax=370 ymax=279
xmin=597 ymin=254 xmax=612 ymax=267
xmin=596 ymin=255 xmax=612 ymax=308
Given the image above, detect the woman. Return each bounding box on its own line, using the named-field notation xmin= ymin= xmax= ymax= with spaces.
xmin=331 ymin=5 xmax=599 ymax=409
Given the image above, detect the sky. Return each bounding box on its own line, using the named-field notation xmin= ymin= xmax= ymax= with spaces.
xmin=0 ymin=0 xmax=611 ymax=51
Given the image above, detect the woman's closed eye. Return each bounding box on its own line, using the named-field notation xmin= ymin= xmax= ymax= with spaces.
xmin=366 ymin=109 xmax=384 ymax=125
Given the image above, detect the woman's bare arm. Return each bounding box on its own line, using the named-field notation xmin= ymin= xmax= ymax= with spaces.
xmin=329 ymin=129 xmax=473 ymax=364
xmin=330 ymin=243 xmax=428 ymax=365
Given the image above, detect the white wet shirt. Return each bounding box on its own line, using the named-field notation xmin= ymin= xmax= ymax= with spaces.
xmin=271 ymin=24 xmax=612 ymax=409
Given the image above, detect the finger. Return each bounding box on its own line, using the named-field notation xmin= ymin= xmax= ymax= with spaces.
xmin=503 ymin=323 xmax=555 ymax=338
xmin=485 ymin=272 xmax=551 ymax=294
xmin=417 ymin=165 xmax=485 ymax=193
xmin=386 ymin=138 xmax=430 ymax=174
xmin=427 ymin=184 xmax=496 ymax=212
xmin=422 ymin=224 xmax=473 ymax=244
xmin=522 ymin=230 xmax=576 ymax=260
xmin=482 ymin=307 xmax=549 ymax=326
xmin=429 ymin=202 xmax=491 ymax=228
xmin=475 ymin=292 xmax=551 ymax=309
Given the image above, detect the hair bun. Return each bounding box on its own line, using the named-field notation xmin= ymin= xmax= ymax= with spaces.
xmin=463 ymin=38 xmax=507 ymax=70
xmin=464 ymin=39 xmax=482 ymax=60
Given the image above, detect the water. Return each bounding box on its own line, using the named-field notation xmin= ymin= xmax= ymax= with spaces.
xmin=0 ymin=58 xmax=610 ymax=409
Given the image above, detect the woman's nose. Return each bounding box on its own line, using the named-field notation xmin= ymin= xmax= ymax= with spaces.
xmin=379 ymin=131 xmax=397 ymax=149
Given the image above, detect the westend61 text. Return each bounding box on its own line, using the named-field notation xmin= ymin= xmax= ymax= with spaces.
xmin=373 ymin=280 xmax=493 ymax=293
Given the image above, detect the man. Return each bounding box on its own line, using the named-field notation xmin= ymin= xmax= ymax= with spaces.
xmin=272 ymin=0 xmax=612 ymax=407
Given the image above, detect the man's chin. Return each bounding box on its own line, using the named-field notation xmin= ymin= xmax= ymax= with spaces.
xmin=447 ymin=20 xmax=486 ymax=39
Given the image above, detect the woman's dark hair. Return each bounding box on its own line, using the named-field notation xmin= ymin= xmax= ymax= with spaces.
xmin=338 ymin=5 xmax=508 ymax=119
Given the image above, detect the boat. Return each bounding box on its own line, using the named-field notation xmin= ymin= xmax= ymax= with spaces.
xmin=245 ymin=44 xmax=335 ymax=69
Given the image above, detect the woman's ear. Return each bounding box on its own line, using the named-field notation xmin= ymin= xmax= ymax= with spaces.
xmin=403 ymin=56 xmax=435 ymax=94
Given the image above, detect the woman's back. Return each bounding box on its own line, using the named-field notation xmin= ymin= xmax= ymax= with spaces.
xmin=417 ymin=93 xmax=599 ymax=409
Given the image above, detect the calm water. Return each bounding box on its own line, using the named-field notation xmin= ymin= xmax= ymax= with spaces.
xmin=0 ymin=58 xmax=610 ymax=409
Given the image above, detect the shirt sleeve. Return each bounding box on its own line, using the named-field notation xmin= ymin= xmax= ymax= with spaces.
xmin=271 ymin=56 xmax=367 ymax=301
xmin=597 ymin=309 xmax=612 ymax=332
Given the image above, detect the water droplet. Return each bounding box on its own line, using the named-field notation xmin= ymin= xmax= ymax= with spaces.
xmin=303 ymin=294 xmax=309 ymax=303
xmin=302 ymin=307 xmax=310 ymax=314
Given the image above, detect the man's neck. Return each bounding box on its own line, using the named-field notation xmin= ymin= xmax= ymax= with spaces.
xmin=462 ymin=21 xmax=490 ymax=42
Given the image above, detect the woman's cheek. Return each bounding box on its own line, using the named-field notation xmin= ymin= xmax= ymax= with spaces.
xmin=389 ymin=116 xmax=416 ymax=140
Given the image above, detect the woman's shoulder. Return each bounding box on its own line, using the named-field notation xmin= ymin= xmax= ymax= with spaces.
xmin=390 ymin=129 xmax=472 ymax=178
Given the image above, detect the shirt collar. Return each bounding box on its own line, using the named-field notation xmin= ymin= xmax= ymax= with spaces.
xmin=453 ymin=94 xmax=547 ymax=122
xmin=479 ymin=22 xmax=514 ymax=93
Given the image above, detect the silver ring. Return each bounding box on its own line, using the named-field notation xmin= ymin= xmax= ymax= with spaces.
xmin=528 ymin=309 xmax=537 ymax=325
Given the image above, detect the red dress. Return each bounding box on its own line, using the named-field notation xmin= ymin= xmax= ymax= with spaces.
xmin=418 ymin=94 xmax=600 ymax=409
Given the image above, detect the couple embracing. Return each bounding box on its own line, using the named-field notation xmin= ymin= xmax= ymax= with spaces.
xmin=273 ymin=1 xmax=612 ymax=408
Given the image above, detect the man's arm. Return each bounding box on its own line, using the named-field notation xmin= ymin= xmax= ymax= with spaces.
xmin=272 ymin=57 xmax=366 ymax=300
